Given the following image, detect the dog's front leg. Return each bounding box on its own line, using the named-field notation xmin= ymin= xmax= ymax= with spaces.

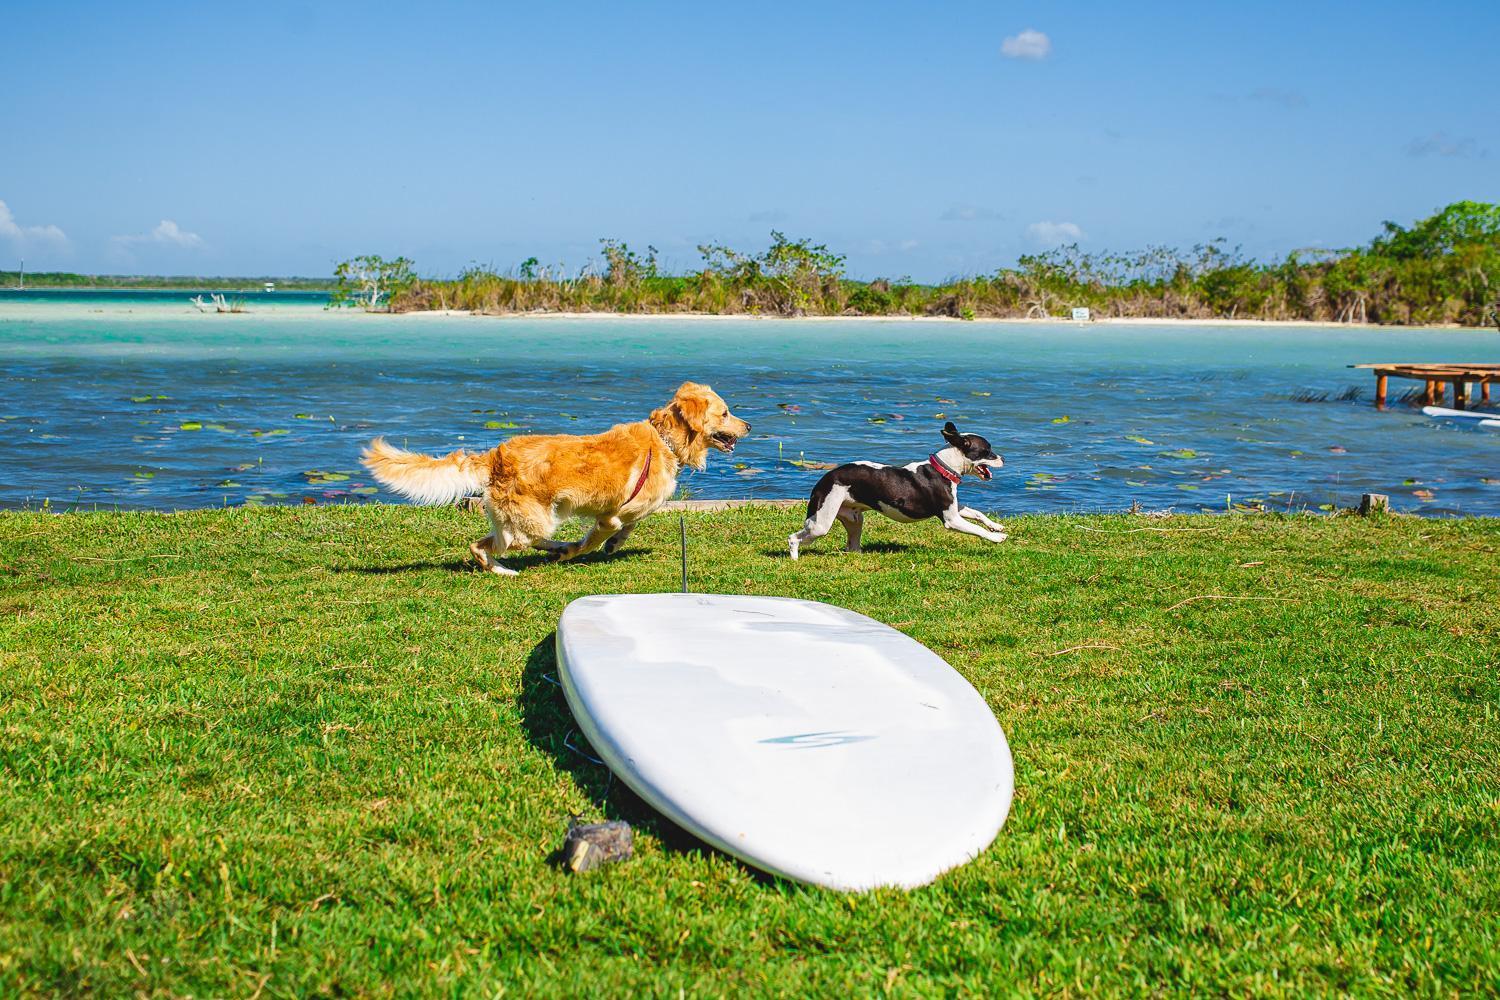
xmin=941 ymin=508 xmax=1007 ymax=543
xmin=958 ymin=506 xmax=1007 ymax=538
xmin=553 ymin=516 xmax=624 ymax=562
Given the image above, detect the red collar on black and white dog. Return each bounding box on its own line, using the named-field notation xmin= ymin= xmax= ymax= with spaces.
xmin=928 ymin=452 xmax=963 ymax=484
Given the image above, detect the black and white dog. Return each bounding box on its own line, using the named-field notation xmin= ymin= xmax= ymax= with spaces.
xmin=788 ymin=422 xmax=1006 ymax=559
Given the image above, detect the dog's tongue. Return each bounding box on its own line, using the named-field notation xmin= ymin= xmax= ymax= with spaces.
xmin=978 ymin=466 xmax=992 ymax=480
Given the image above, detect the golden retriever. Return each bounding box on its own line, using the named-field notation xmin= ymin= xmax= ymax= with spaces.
xmin=361 ymin=382 xmax=750 ymax=576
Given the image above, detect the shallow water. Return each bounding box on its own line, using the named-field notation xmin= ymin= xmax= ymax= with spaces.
xmin=1 ymin=292 xmax=1497 ymax=515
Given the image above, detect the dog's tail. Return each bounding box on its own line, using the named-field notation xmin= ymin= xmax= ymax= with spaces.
xmin=361 ymin=437 xmax=492 ymax=505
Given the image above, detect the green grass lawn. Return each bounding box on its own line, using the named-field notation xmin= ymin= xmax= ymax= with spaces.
xmin=1 ymin=505 xmax=1496 ymax=996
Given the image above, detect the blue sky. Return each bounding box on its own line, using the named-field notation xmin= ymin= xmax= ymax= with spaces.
xmin=2 ymin=1 xmax=1495 ymax=280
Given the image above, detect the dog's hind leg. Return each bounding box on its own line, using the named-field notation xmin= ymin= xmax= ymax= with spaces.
xmin=789 ymin=483 xmax=850 ymax=560
xmin=836 ymin=507 xmax=864 ymax=552
xmin=472 ymin=502 xmax=521 ymax=576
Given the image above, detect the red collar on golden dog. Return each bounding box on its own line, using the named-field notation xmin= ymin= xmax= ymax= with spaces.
xmin=626 ymin=448 xmax=653 ymax=504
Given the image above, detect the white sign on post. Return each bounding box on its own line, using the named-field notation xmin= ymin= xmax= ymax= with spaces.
xmin=1071 ymin=307 xmax=1091 ymax=322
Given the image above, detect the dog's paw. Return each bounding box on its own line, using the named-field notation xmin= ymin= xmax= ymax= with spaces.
xmin=549 ymin=543 xmax=581 ymax=563
xmin=787 ymin=537 xmax=800 ymax=560
xmin=989 ymin=531 xmax=1008 ymax=543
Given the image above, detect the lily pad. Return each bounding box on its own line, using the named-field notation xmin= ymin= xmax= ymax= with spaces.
xmin=294 ymin=413 xmax=314 ymax=419
xmin=1160 ymin=449 xmax=1197 ymax=459
xmin=484 ymin=420 xmax=520 ymax=429
xmin=1051 ymin=415 xmax=1071 ymax=424
xmin=1175 ymin=483 xmax=1200 ymax=491
xmin=179 ymin=421 xmax=202 ymax=431
xmin=1125 ymin=435 xmax=1154 ymax=445
xmin=352 ymin=486 xmax=379 ymax=494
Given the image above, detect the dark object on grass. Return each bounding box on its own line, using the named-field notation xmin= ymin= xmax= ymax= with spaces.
xmin=1359 ymin=493 xmax=1390 ymax=516
xmin=562 ymin=819 xmax=633 ymax=873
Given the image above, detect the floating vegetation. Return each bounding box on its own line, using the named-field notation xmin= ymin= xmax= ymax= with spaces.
xmin=787 ymin=457 xmax=836 ymax=471
xmin=250 ymin=429 xmax=290 ymax=437
xmin=1125 ymin=435 xmax=1154 ymax=445
xmin=179 ymin=421 xmax=202 ymax=431
xmin=1291 ymin=386 xmax=1365 ymax=403
xmin=1413 ymin=489 xmax=1436 ymax=501
xmin=303 ymin=470 xmax=351 ymax=485
xmin=352 ymin=486 xmax=379 ymax=494
xmin=1051 ymin=415 xmax=1071 ymax=424
xmin=1160 ymin=449 xmax=1197 ymax=459
xmin=294 ymin=413 xmax=314 ymax=419
xmin=483 ymin=420 xmax=520 ymax=429
xmin=204 ymin=423 xmax=233 ymax=433
xmin=1176 ymin=483 xmax=1200 ymax=491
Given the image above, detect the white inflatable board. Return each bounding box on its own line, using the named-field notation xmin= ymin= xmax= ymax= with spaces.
xmin=1480 ymin=419 xmax=1500 ymax=431
xmin=1422 ymin=405 xmax=1494 ymax=421
xmin=555 ymin=593 xmax=1014 ymax=890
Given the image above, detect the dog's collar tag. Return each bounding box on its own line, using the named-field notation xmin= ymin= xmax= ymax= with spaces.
xmin=626 ymin=448 xmax=653 ymax=503
xmin=928 ymin=453 xmax=962 ymax=484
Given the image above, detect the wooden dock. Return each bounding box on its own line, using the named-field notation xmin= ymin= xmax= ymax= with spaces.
xmin=1349 ymin=363 xmax=1500 ymax=409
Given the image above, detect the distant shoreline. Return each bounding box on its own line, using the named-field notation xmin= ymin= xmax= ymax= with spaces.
xmin=0 ymin=297 xmax=1493 ymax=332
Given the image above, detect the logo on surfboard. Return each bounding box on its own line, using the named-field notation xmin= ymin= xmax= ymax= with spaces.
xmin=759 ymin=730 xmax=876 ymax=749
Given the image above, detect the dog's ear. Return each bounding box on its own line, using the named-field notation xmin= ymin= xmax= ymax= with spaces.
xmin=942 ymin=421 xmax=963 ymax=444
xmin=672 ymin=386 xmax=710 ymax=433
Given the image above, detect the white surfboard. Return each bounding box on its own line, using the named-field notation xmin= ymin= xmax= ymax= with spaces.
xmin=1422 ymin=405 xmax=1495 ymax=421
xmin=555 ymin=593 xmax=1014 ymax=891
xmin=1480 ymin=419 xmax=1500 ymax=431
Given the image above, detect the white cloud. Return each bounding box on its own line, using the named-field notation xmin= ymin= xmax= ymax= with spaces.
xmin=1025 ymin=221 xmax=1085 ymax=246
xmin=113 ymin=219 xmax=205 ymax=249
xmin=0 ymin=199 xmax=68 ymax=250
xmin=1001 ymin=29 xmax=1051 ymax=60
xmin=1406 ymin=132 xmax=1487 ymax=159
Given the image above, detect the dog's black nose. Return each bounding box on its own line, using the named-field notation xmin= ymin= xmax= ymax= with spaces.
xmin=744 ymin=421 xmax=752 ymax=431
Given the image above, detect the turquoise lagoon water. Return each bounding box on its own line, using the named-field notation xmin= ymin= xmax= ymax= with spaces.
xmin=1 ymin=291 xmax=1496 ymax=515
